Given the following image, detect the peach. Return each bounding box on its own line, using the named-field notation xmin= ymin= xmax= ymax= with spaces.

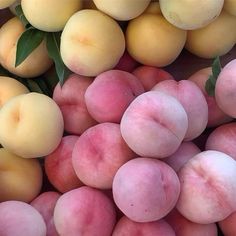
xmin=152 ymin=79 xmax=208 ymax=140
xmin=144 ymin=1 xmax=162 ymax=15
xmin=93 ymin=0 xmax=151 ymax=21
xmin=219 ymin=211 xmax=236 ymax=236
xmin=132 ymin=65 xmax=174 ymax=91
xmin=215 ymin=59 xmax=236 ymax=118
xmin=0 ymin=76 xmax=29 ymax=108
xmin=0 ymin=200 xmax=46 ymax=236
xmin=188 ymin=67 xmax=233 ymax=127
xmin=0 ymin=92 xmax=64 ymax=158
xmin=0 ymin=17 xmax=53 ymax=78
xmin=53 ymin=73 xmax=97 ymax=135
xmin=177 ymin=150 xmax=236 ymax=224
xmin=82 ymin=0 xmax=97 ymax=9
xmin=120 ymin=91 xmax=188 ymax=158
xmin=31 ymin=191 xmax=61 ymax=236
xmin=205 ymin=122 xmax=236 ymax=160
xmin=224 ymin=0 xmax=236 ymax=16
xmin=126 ymin=13 xmax=187 ymax=67
xmin=60 ymin=9 xmax=125 ymax=77
xmin=54 ymin=186 xmax=116 ymax=236
xmin=113 ymin=157 xmax=180 ymax=222
xmin=165 ymin=208 xmax=218 ymax=236
xmin=164 ymin=142 xmax=201 ymax=172
xmin=0 ymin=148 xmax=42 ymax=202
xmin=0 ymin=0 xmax=17 ymax=9
xmin=112 ymin=216 xmax=175 ymax=236
xmin=72 ymin=122 xmax=136 ymax=189
xmin=21 ymin=0 xmax=82 ymax=32
xmin=85 ymin=69 xmax=144 ymax=123
xmin=45 ymin=135 xmax=84 ymax=193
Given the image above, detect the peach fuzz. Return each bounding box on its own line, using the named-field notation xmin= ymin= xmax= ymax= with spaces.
xmin=132 ymin=65 xmax=174 ymax=91
xmin=45 ymin=135 xmax=83 ymax=193
xmin=85 ymin=69 xmax=144 ymax=123
xmin=218 ymin=211 xmax=236 ymax=236
xmin=120 ymin=91 xmax=188 ymax=158
xmin=126 ymin=13 xmax=187 ymax=67
xmin=31 ymin=191 xmax=61 ymax=236
xmin=0 ymin=0 xmax=16 ymax=9
xmin=53 ymin=73 xmax=97 ymax=135
xmin=152 ymin=79 xmax=208 ymax=140
xmin=215 ymin=59 xmax=236 ymax=118
xmin=0 ymin=17 xmax=53 ymax=78
xmin=112 ymin=216 xmax=175 ymax=236
xmin=164 ymin=142 xmax=201 ymax=172
xmin=21 ymin=0 xmax=82 ymax=32
xmin=54 ymin=186 xmax=116 ymax=236
xmin=0 ymin=148 xmax=42 ymax=202
xmin=0 ymin=200 xmax=46 ymax=236
xmin=188 ymin=67 xmax=232 ymax=127
xmin=113 ymin=157 xmax=180 ymax=222
xmin=0 ymin=92 xmax=64 ymax=158
xmin=60 ymin=9 xmax=125 ymax=77
xmin=177 ymin=150 xmax=236 ymax=224
xmin=72 ymin=122 xmax=136 ymax=189
xmin=165 ymin=208 xmax=218 ymax=236
xmin=0 ymin=76 xmax=29 ymax=108
xmin=205 ymin=122 xmax=236 ymax=160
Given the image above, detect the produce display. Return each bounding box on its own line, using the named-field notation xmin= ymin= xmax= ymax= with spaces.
xmin=0 ymin=0 xmax=236 ymax=235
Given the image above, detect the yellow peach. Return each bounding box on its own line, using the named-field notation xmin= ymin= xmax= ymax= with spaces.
xmin=0 ymin=17 xmax=53 ymax=78
xmin=0 ymin=0 xmax=16 ymax=9
xmin=144 ymin=1 xmax=162 ymax=15
xmin=224 ymin=0 xmax=236 ymax=16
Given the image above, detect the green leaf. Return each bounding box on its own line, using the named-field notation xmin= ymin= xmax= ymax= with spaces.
xmin=15 ymin=28 xmax=45 ymax=67
xmin=25 ymin=79 xmax=43 ymax=94
xmin=15 ymin=5 xmax=31 ymax=29
xmin=46 ymin=32 xmax=70 ymax=86
xmin=205 ymin=76 xmax=215 ymax=97
xmin=212 ymin=56 xmax=221 ymax=80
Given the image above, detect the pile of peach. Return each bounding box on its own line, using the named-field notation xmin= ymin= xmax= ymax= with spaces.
xmin=0 ymin=0 xmax=236 ymax=236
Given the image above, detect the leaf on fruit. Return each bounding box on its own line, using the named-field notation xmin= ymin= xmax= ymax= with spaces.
xmin=205 ymin=75 xmax=215 ymax=96
xmin=15 ymin=28 xmax=45 ymax=67
xmin=15 ymin=4 xmax=31 ymax=29
xmin=46 ymin=32 xmax=70 ymax=86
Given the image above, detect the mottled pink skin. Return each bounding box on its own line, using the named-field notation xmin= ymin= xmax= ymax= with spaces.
xmin=132 ymin=65 xmax=174 ymax=91
xmin=114 ymin=50 xmax=139 ymax=72
xmin=165 ymin=208 xmax=218 ymax=236
xmin=219 ymin=211 xmax=236 ymax=236
xmin=31 ymin=191 xmax=61 ymax=236
xmin=177 ymin=150 xmax=236 ymax=224
xmin=72 ymin=122 xmax=136 ymax=189
xmin=152 ymin=79 xmax=208 ymax=141
xmin=45 ymin=135 xmax=83 ymax=193
xmin=164 ymin=141 xmax=201 ymax=172
xmin=53 ymin=73 xmax=97 ymax=135
xmin=188 ymin=67 xmax=232 ymax=127
xmin=112 ymin=157 xmax=180 ymax=222
xmin=112 ymin=216 xmax=175 ymax=236
xmin=205 ymin=122 xmax=236 ymax=160
xmin=0 ymin=200 xmax=46 ymax=236
xmin=85 ymin=69 xmax=145 ymax=123
xmin=54 ymin=186 xmax=116 ymax=236
xmin=120 ymin=91 xmax=188 ymax=158
xmin=215 ymin=59 xmax=236 ymax=118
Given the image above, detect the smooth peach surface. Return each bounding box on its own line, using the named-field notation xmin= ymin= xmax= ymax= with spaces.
xmin=31 ymin=191 xmax=61 ymax=236
xmin=152 ymin=79 xmax=208 ymax=140
xmin=215 ymin=59 xmax=236 ymax=118
xmin=112 ymin=216 xmax=175 ymax=236
xmin=164 ymin=142 xmax=201 ymax=172
xmin=0 ymin=76 xmax=29 ymax=108
xmin=53 ymin=73 xmax=97 ymax=135
xmin=85 ymin=69 xmax=144 ymax=123
xmin=144 ymin=1 xmax=161 ymax=14
xmin=60 ymin=9 xmax=125 ymax=77
xmin=224 ymin=0 xmax=236 ymax=16
xmin=0 ymin=92 xmax=64 ymax=158
xmin=0 ymin=0 xmax=17 ymax=9
xmin=219 ymin=211 xmax=236 ymax=236
xmin=112 ymin=157 xmax=180 ymax=222
xmin=0 ymin=17 xmax=53 ymax=78
xmin=72 ymin=122 xmax=136 ymax=189
xmin=188 ymin=67 xmax=233 ymax=127
xmin=120 ymin=91 xmax=188 ymax=158
xmin=45 ymin=135 xmax=83 ymax=193
xmin=132 ymin=65 xmax=174 ymax=91
xmin=0 ymin=200 xmax=46 ymax=236
xmin=54 ymin=186 xmax=116 ymax=236
xmin=177 ymin=150 xmax=236 ymax=224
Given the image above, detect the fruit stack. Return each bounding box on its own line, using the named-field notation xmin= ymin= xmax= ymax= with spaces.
xmin=0 ymin=1 xmax=235 ymax=236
